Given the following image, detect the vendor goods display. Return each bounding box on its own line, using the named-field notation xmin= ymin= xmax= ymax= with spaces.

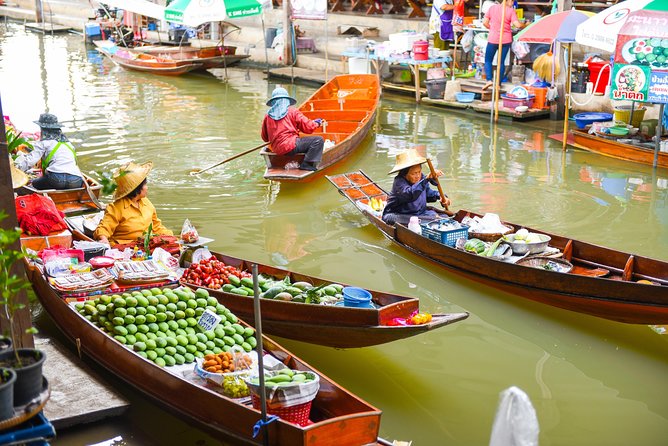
xmin=112 ymin=260 xmax=171 ymax=284
xmin=502 ymin=229 xmax=551 ymax=255
xmin=51 ymin=268 xmax=114 ymax=293
xmin=421 ymin=218 xmax=469 ymax=247
xmin=194 ymin=350 xmax=256 ymax=398
xmin=246 ymin=369 xmax=320 ymax=426
xmin=180 ymin=219 xmax=199 ymax=243
xmin=181 ymin=257 xmax=251 ymax=290
xmin=463 ymin=213 xmax=514 ymax=242
xmin=73 ymin=286 xmax=257 ymax=367
xmin=259 ymin=276 xmax=344 ymax=305
xmin=516 ymin=256 xmax=573 ymax=273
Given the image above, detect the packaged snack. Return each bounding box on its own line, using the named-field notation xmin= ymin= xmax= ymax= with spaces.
xmin=181 ymin=219 xmax=199 ymax=243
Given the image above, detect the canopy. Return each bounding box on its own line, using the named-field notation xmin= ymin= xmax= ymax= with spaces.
xmin=575 ymin=0 xmax=665 ymax=52
xmin=101 ymin=0 xmax=262 ymax=27
xmin=166 ymin=0 xmax=262 ymax=27
xmin=515 ymin=10 xmax=594 ymax=44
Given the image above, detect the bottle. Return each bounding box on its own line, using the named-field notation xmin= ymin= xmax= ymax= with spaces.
xmin=408 ymin=216 xmax=422 ymax=235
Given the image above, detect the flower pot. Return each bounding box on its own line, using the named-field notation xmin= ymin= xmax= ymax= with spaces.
xmin=0 ymin=368 xmax=16 ymax=421
xmin=0 ymin=349 xmax=45 ymax=406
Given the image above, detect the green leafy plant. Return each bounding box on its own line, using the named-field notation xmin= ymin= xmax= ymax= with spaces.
xmin=0 ymin=212 xmax=36 ymax=367
xmin=143 ymin=223 xmax=153 ymax=258
xmin=5 ymin=128 xmax=33 ymax=160
xmin=95 ymin=170 xmax=123 ymax=196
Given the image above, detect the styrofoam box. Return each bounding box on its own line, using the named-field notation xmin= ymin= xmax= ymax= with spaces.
xmin=388 ymin=32 xmax=425 ymax=53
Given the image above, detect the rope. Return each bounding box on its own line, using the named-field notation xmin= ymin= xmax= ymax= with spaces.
xmin=252 ymin=415 xmax=280 ymax=438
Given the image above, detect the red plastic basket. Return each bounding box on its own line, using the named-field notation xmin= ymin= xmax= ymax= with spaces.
xmin=251 ymin=395 xmax=312 ymax=426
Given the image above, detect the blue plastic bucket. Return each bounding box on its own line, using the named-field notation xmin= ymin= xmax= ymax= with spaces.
xmin=342 ymin=287 xmax=372 ymax=308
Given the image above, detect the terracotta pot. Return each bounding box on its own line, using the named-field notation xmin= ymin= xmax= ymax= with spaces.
xmin=0 ymin=349 xmax=45 ymax=406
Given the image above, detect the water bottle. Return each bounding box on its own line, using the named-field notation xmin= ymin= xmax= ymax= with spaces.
xmin=408 ymin=216 xmax=422 ymax=235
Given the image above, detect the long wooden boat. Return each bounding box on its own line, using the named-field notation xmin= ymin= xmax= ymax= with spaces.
xmin=261 ymin=74 xmax=380 ymax=181
xmin=16 ymin=173 xmax=102 ymax=215
xmin=182 ymin=252 xmax=469 ymax=348
xmin=94 ymin=41 xmax=202 ymax=75
xmin=25 ymin=262 xmax=386 ymax=445
xmin=571 ymin=129 xmax=668 ymax=169
xmin=133 ymin=45 xmax=250 ymax=70
xmin=328 ymin=170 xmax=668 ymax=325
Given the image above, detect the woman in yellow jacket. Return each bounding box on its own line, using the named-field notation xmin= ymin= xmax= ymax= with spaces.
xmin=94 ymin=161 xmax=172 ymax=246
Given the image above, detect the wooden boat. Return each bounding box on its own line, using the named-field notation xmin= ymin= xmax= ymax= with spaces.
xmin=94 ymin=41 xmax=202 ymax=75
xmin=327 ymin=170 xmax=668 ymax=325
xmin=571 ymin=129 xmax=668 ymax=169
xmin=182 ymin=252 xmax=469 ymax=348
xmin=16 ymin=173 xmax=102 ymax=215
xmin=133 ymin=45 xmax=250 ymax=70
xmin=261 ymin=74 xmax=380 ymax=181
xmin=25 ymin=262 xmax=386 ymax=445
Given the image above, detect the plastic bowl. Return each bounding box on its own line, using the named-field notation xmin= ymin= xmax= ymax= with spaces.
xmin=515 ymin=105 xmax=529 ymax=112
xmin=609 ymin=126 xmax=629 ymax=136
xmin=573 ymin=112 xmax=613 ymax=129
xmin=503 ymin=234 xmax=551 ymax=255
xmin=456 ymin=92 xmax=475 ymax=103
xmin=342 ymin=287 xmax=373 ymax=307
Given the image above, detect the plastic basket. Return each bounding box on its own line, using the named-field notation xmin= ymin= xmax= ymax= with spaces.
xmin=251 ymin=395 xmax=313 ymax=426
xmin=420 ymin=219 xmax=469 ymax=247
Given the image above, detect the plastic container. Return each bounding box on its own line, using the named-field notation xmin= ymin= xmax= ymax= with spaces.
xmin=407 ymin=216 xmax=422 ymax=234
xmin=456 ymin=92 xmax=475 ymax=103
xmin=501 ymin=94 xmax=535 ymax=109
xmin=573 ymin=112 xmax=613 ymax=129
xmin=264 ymin=27 xmax=277 ymax=48
xmin=613 ymin=105 xmax=646 ymax=128
xmin=527 ymin=86 xmax=548 ymax=110
xmin=425 ymin=78 xmax=447 ymax=99
xmin=640 ymin=119 xmax=659 ymax=137
xmin=420 ymin=219 xmax=469 ymax=247
xmin=586 ymin=60 xmax=611 ymax=94
xmin=85 ymin=23 xmax=101 ymax=36
xmin=348 ymin=57 xmax=369 ymax=74
xmin=342 ymin=287 xmax=373 ymax=307
xmin=412 ymin=40 xmax=429 ymax=61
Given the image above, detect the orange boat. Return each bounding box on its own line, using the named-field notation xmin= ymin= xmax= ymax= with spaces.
xmin=94 ymin=41 xmax=202 ymax=75
xmin=133 ymin=45 xmax=250 ymax=70
xmin=571 ymin=129 xmax=668 ymax=169
xmin=261 ymin=74 xmax=380 ymax=181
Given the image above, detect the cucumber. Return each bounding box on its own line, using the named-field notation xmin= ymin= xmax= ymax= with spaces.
xmin=284 ymin=286 xmax=304 ymax=297
xmin=228 ymin=275 xmax=241 ymax=287
xmin=230 ymin=288 xmax=249 ymax=296
xmin=222 ymin=284 xmax=235 ymax=292
xmin=262 ymin=286 xmax=284 ymax=299
xmin=240 ymin=277 xmax=254 ymax=288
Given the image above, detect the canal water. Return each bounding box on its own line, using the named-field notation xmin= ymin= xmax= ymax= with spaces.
xmin=2 ymin=24 xmax=667 ymax=445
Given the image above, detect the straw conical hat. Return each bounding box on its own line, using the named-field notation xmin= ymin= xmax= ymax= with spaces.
xmin=10 ymin=163 xmax=29 ymax=189
xmin=113 ymin=161 xmax=153 ymax=200
xmin=388 ymin=149 xmax=427 ymax=174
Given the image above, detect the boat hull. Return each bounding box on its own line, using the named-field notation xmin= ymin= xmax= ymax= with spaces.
xmin=184 ymin=252 xmax=468 ymax=348
xmin=262 ymin=74 xmax=380 ymax=181
xmin=27 ymin=264 xmax=383 ymax=445
xmin=572 ymin=130 xmax=668 ymax=169
xmin=16 ymin=174 xmax=102 ymax=215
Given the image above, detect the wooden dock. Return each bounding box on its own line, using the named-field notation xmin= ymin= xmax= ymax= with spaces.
xmin=36 ymin=333 xmax=130 ymax=429
xmin=24 ymin=22 xmax=71 ymax=34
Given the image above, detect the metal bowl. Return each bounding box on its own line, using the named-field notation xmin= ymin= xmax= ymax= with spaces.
xmin=503 ymin=233 xmax=551 ymax=255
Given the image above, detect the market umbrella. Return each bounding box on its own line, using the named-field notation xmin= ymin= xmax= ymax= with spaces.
xmin=515 ymin=9 xmax=594 ymax=44
xmin=515 ymin=10 xmax=594 ymax=151
xmin=575 ymin=0 xmax=668 ymax=53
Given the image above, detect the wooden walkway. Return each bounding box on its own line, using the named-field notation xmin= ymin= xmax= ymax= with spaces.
xmin=24 ymin=22 xmax=71 ymax=33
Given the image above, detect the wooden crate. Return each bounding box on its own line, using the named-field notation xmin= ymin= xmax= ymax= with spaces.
xmin=20 ymin=230 xmax=73 ymax=252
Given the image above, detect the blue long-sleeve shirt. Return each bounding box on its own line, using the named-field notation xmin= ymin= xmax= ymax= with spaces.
xmin=383 ymin=174 xmax=442 ymax=216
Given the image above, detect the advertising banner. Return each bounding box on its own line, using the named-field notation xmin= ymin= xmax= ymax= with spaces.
xmin=291 ymin=0 xmax=327 ymax=20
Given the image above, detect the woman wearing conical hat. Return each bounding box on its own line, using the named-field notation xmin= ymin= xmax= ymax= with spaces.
xmin=382 ymin=149 xmax=451 ymax=226
xmin=94 ymin=161 xmax=173 ymax=246
xmin=14 ymin=113 xmax=83 ymax=190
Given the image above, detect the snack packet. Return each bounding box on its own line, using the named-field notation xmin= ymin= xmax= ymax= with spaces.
xmin=180 ymin=218 xmax=199 ymax=243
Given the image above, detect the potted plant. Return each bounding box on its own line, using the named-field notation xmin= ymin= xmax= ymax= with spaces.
xmin=0 ymin=211 xmax=45 ymax=408
xmin=0 ymin=368 xmax=16 ymax=421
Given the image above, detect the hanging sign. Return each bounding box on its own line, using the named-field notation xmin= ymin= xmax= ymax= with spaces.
xmin=610 ymin=63 xmax=650 ymax=101
xmin=647 ymin=71 xmax=668 ymax=104
xmin=291 ymin=0 xmax=327 ymax=20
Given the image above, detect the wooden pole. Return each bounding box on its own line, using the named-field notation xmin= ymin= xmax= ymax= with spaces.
xmin=283 ymin=0 xmax=293 ymax=66
xmin=492 ymin=0 xmax=508 ymax=123
xmin=562 ymin=42 xmax=572 ymax=151
xmin=426 ymin=158 xmax=449 ymax=211
xmin=653 ymin=103 xmax=664 ymax=168
xmin=0 ymin=96 xmax=34 ymax=349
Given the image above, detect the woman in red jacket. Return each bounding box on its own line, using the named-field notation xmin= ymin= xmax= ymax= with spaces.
xmin=261 ymin=87 xmax=324 ymax=171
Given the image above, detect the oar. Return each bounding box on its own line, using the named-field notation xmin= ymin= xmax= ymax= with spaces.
xmin=189 ymin=142 xmax=269 ymax=175
xmin=426 ymin=158 xmax=450 ymax=213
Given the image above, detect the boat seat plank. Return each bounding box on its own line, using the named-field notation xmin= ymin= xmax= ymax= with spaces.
xmin=570 ymin=266 xmax=610 ymax=277
xmin=623 ymin=255 xmax=635 ymax=282
xmin=563 ymin=240 xmax=573 ymax=262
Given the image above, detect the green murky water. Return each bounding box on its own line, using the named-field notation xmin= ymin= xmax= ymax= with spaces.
xmin=2 ymin=24 xmax=667 ymax=445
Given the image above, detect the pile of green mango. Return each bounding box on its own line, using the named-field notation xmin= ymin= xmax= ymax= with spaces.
xmin=248 ymin=369 xmax=317 ymax=388
xmin=75 ymin=286 xmax=256 ymax=367
xmin=257 ymin=276 xmax=344 ymax=305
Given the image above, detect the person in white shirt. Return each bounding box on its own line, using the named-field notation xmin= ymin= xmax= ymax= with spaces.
xmin=429 ymin=0 xmax=455 ymax=50
xmin=15 ymin=113 xmax=83 ymax=190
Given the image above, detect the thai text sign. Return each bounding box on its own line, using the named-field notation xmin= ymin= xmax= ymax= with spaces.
xmin=648 ymin=72 xmax=668 ymax=104
xmin=611 ymin=63 xmax=650 ymax=101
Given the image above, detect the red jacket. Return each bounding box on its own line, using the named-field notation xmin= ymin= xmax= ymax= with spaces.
xmin=261 ymin=107 xmax=319 ymax=155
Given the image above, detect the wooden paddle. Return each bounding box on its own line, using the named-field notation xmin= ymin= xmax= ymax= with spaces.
xmin=426 ymin=158 xmax=450 ymax=213
xmin=189 ymin=142 xmax=269 ymax=175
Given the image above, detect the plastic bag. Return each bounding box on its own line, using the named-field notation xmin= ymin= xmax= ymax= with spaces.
xmin=180 ymin=218 xmax=199 ymax=243
xmin=461 ymin=29 xmax=474 ymax=53
xmin=489 ymin=386 xmax=539 ymax=446
xmin=511 ymin=41 xmax=530 ymax=59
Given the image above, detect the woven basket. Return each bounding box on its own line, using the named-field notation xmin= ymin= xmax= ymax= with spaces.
xmin=468 ymin=224 xmax=514 ymax=242
xmin=251 ymin=395 xmax=312 ymax=426
xmin=516 ymin=256 xmax=573 ymax=273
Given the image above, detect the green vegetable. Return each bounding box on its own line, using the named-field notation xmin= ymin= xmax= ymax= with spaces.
xmin=464 ymin=239 xmax=486 ymax=254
